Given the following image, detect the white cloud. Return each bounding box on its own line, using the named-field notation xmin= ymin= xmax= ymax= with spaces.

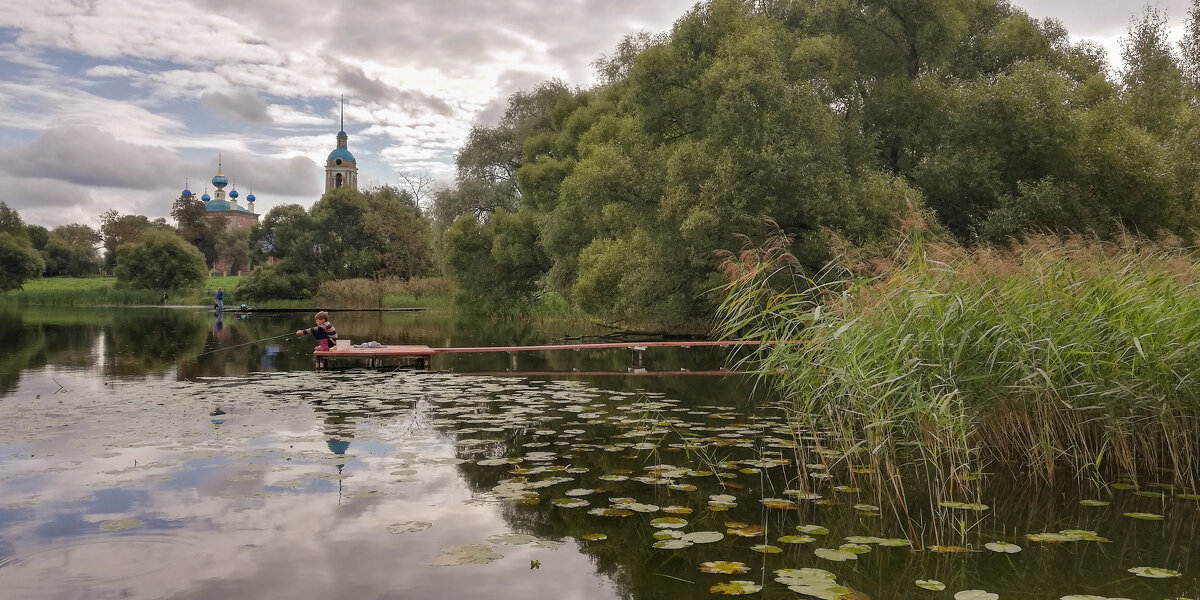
xmin=84 ymin=65 xmax=144 ymax=79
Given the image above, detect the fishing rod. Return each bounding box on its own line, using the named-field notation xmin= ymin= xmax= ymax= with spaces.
xmin=196 ymin=333 xmax=293 ymax=357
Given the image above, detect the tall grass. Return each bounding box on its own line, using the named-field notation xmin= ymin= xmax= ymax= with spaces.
xmin=315 ymin=277 xmax=456 ymax=308
xmin=719 ymin=228 xmax=1200 ymax=492
xmin=1 ymin=276 xmax=239 ymax=306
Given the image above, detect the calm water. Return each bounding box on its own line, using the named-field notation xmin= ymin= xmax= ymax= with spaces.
xmin=0 ymin=306 xmax=1196 ymax=600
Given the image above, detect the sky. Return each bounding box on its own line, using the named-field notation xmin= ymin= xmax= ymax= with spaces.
xmin=0 ymin=0 xmax=1192 ymax=228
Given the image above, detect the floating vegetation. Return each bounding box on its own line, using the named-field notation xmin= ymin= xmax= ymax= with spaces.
xmin=709 ymin=581 xmax=762 ymax=595
xmin=682 ymin=531 xmax=724 ymax=544
xmin=649 ymin=517 xmax=687 ymax=529
xmin=98 ymin=518 xmax=141 ymax=531
xmin=814 ymin=548 xmax=857 ymax=561
xmin=940 ymin=501 xmax=989 ymax=511
xmin=1079 ymin=500 xmax=1110 ymax=507
xmin=797 ymin=524 xmax=829 ymax=535
xmin=1025 ymin=530 xmax=1109 ymax=543
xmin=1127 ymin=566 xmax=1182 ymax=578
xmin=749 ymin=544 xmax=782 ymax=553
xmin=916 ymin=580 xmax=947 ymax=591
xmin=699 ymin=561 xmax=749 ymax=574
xmin=954 ymin=591 xmax=998 ymax=600
xmin=983 ymin=542 xmax=1021 ymax=553
xmin=581 ymin=533 xmax=607 ymax=541
xmin=386 ymin=521 xmax=432 ymax=534
xmin=429 ymin=544 xmax=503 ymax=566
xmin=1123 ymin=512 xmax=1165 ymax=520
xmin=777 ymin=535 xmax=816 ymax=544
xmin=652 ymin=539 xmax=692 ymax=550
xmin=486 ymin=533 xmax=536 ymax=545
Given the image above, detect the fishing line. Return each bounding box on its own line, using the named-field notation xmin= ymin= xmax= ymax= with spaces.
xmin=196 ymin=332 xmax=293 ymax=357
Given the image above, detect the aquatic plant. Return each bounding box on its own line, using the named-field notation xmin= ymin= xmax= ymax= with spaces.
xmin=718 ymin=227 xmax=1200 ymax=495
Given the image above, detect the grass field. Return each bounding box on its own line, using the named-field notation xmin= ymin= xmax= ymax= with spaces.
xmin=3 ymin=275 xmax=248 ymax=307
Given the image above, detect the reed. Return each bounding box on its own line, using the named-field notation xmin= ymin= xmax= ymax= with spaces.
xmin=719 ymin=227 xmax=1200 ymax=491
xmin=315 ymin=277 xmax=456 ymax=308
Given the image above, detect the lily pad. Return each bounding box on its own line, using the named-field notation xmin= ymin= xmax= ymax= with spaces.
xmin=984 ymin=542 xmax=1021 ymax=554
xmin=662 ymin=506 xmax=693 ymax=514
xmin=777 ymin=535 xmax=816 ymax=544
xmin=1079 ymin=499 xmax=1110 ymax=507
xmin=762 ymin=498 xmax=798 ymax=510
xmin=940 ymin=501 xmax=989 ymax=511
xmin=797 ymin=524 xmax=829 ymax=535
xmin=652 ymin=539 xmax=693 ymax=550
xmin=916 ymin=580 xmax=946 ymax=591
xmin=582 ymin=533 xmax=607 ymax=541
xmin=430 ymin=544 xmax=503 ymax=566
xmin=750 ymin=544 xmax=782 ymax=554
xmin=650 ymin=517 xmax=688 ymax=529
xmin=551 ymin=498 xmax=589 ymax=508
xmin=99 ymin=518 xmax=142 ymax=531
xmin=699 ymin=561 xmax=749 ymax=574
xmin=814 ymin=548 xmax=857 ymax=562
xmin=927 ymin=545 xmax=971 ymax=553
xmin=709 ymin=581 xmax=762 ymax=595
xmin=487 ymin=533 xmax=537 ymax=545
xmin=386 ymin=521 xmax=432 ymax=534
xmin=587 ymin=507 xmax=633 ymax=517
xmin=954 ymin=591 xmax=998 ymax=600
xmin=681 ymin=531 xmax=724 ymax=544
xmin=1123 ymin=512 xmax=1165 ymax=520
xmin=728 ymin=525 xmax=765 ymax=537
xmin=1127 ymin=566 xmax=1182 ymax=578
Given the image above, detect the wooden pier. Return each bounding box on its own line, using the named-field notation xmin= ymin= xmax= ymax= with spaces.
xmin=313 ymin=340 xmax=764 ymax=370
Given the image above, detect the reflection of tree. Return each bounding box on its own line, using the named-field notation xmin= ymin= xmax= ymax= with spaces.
xmin=103 ymin=309 xmax=210 ymax=377
xmin=0 ymin=312 xmax=42 ymax=393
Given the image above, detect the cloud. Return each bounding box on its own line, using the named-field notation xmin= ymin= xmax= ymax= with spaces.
xmin=0 ymin=127 xmax=180 ymax=190
xmin=201 ymin=91 xmax=273 ymax=124
xmin=85 ymin=65 xmax=143 ymax=79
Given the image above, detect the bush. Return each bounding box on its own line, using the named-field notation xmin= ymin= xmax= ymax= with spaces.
xmin=113 ymin=229 xmax=207 ymax=290
xmin=234 ymin=263 xmax=317 ymax=301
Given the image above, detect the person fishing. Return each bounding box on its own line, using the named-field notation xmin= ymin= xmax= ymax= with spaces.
xmin=297 ymin=311 xmax=338 ymax=351
xmin=215 ymin=287 xmax=224 ymax=311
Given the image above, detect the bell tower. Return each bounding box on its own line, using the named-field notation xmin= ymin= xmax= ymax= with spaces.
xmin=325 ymin=96 xmax=358 ymax=193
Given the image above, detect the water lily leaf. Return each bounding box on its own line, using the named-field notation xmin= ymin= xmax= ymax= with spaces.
xmin=833 ymin=486 xmax=860 ymax=493
xmin=853 ymin=503 xmax=880 ymax=512
xmin=838 ymin=543 xmax=872 ymax=555
xmin=915 ymin=580 xmax=946 ymax=591
xmin=1110 ymin=483 xmax=1136 ymax=490
xmin=668 ymin=483 xmax=698 ymax=491
xmin=551 ymin=498 xmax=589 ymax=508
xmin=386 ymin=521 xmax=432 ymax=534
xmin=624 ymin=502 xmax=660 ymax=513
xmin=750 ymin=544 xmax=782 ymax=553
xmin=654 ymin=530 xmax=683 ymax=540
xmin=814 ymin=548 xmax=857 ymax=561
xmin=1134 ymin=491 xmax=1166 ymax=499
xmin=984 ymin=542 xmax=1022 ymax=553
xmin=662 ymin=506 xmax=693 ymax=514
xmin=787 ymin=583 xmax=853 ymax=599
xmin=1059 ymin=595 xmax=1110 ymax=599
xmin=682 ymin=531 xmax=724 ymax=544
xmin=99 ymin=518 xmax=142 ymax=531
xmin=1127 ymin=566 xmax=1182 ymax=578
xmin=785 ymin=490 xmax=823 ymax=500
xmin=797 ymin=524 xmax=829 ymax=535
xmin=598 ymin=475 xmax=628 ymax=481
xmin=954 ymin=591 xmax=998 ymax=600
xmin=762 ymin=498 xmax=798 ymax=510
xmin=1123 ymin=512 xmax=1165 ymax=520
xmin=564 ymin=488 xmax=599 ymax=496
xmin=778 ymin=535 xmax=816 ymax=544
xmin=728 ymin=525 xmax=766 ymax=537
xmin=927 ymin=545 xmax=971 ymax=553
xmin=709 ymin=581 xmax=762 ymax=595
xmin=487 ymin=533 xmax=537 ymax=545
xmin=650 ymin=517 xmax=688 ymax=529
xmin=582 ymin=533 xmax=607 ymax=541
xmin=430 ymin=544 xmax=503 ymax=566
xmin=587 ymin=507 xmax=633 ymax=517
xmin=652 ymin=539 xmax=693 ymax=550
xmin=876 ymin=538 xmax=912 ymax=547
xmin=1178 ymin=493 xmax=1200 ymax=500
xmin=1079 ymin=499 xmax=1110 ymax=507
xmin=699 ymin=561 xmax=749 ymax=574
xmin=940 ymin=501 xmax=989 ymax=511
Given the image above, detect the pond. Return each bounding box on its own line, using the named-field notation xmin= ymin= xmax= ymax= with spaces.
xmin=0 ymin=307 xmax=1196 ymax=599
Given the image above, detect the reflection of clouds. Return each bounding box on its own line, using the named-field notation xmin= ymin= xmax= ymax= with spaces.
xmin=0 ymin=372 xmax=621 ymax=599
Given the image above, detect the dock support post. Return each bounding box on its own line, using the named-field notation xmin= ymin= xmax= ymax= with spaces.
xmin=507 ymin=351 xmax=517 ymax=371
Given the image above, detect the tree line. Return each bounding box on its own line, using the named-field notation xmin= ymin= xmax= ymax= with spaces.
xmin=0 ymin=183 xmax=433 ymax=296
xmin=430 ymin=0 xmax=1200 ymax=328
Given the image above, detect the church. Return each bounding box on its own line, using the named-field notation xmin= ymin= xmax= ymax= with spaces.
xmin=175 ymin=101 xmax=359 ymax=274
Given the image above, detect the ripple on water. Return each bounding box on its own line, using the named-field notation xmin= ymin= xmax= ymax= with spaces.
xmin=0 ymin=532 xmax=197 ymax=593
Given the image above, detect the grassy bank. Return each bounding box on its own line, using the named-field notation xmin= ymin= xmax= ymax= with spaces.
xmin=1 ymin=276 xmax=244 ymax=307
xmin=720 ymin=231 xmax=1200 ymax=491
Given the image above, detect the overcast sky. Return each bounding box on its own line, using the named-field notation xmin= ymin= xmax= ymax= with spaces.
xmin=0 ymin=0 xmax=1191 ymax=227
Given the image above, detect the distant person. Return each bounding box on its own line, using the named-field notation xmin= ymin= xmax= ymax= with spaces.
xmin=297 ymin=311 xmax=338 ymax=352
xmin=215 ymin=287 xmax=224 ymax=312
xmin=160 ymin=292 xmax=168 ymax=304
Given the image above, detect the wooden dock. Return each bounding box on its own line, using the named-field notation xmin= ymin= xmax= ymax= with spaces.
xmin=313 ymin=340 xmax=764 ymax=370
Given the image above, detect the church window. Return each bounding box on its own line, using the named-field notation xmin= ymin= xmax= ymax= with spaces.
xmin=335 ymin=173 xmax=343 ymax=188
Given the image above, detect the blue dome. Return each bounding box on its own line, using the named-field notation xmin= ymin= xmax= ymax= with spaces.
xmin=247 ymin=194 xmax=256 ymax=202
xmin=212 ymin=174 xmax=228 ymax=188
xmin=338 ymin=130 xmax=347 ymax=137
xmin=182 ymin=189 xmax=193 ymax=197
xmin=202 ymin=193 xmax=211 ymax=201
xmin=328 ymin=147 xmax=355 ymax=163
xmin=206 ymin=200 xmax=231 ymax=211
xmin=229 ymin=189 xmax=239 ymax=199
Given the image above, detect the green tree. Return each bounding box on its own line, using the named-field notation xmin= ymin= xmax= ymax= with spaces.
xmin=0 ymin=232 xmax=44 ymax=291
xmin=1121 ymin=5 xmax=1184 ymax=135
xmin=113 ymin=229 xmax=207 ymax=290
xmin=171 ymin=194 xmax=225 ymax=266
xmin=99 ymin=210 xmax=161 ymax=271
